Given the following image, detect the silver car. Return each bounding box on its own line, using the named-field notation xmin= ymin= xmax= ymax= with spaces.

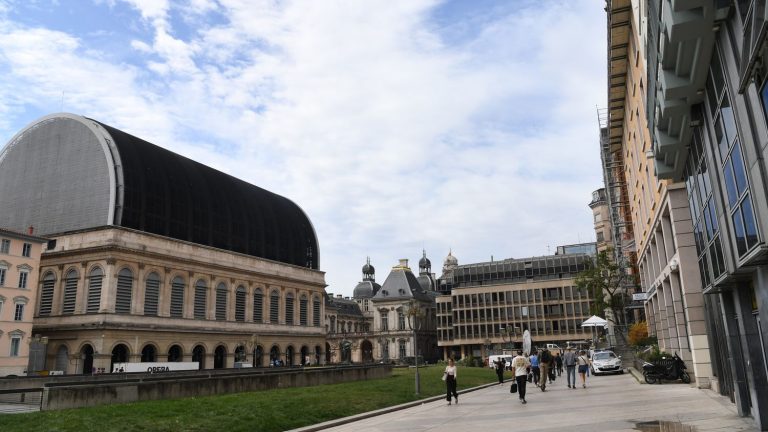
xmin=590 ymin=350 xmax=623 ymax=375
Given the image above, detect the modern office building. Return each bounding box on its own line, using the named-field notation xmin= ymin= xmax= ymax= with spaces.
xmin=0 ymin=113 xmax=327 ymax=373
xmin=605 ymin=0 xmax=712 ymax=388
xmin=0 ymin=228 xmax=47 ymax=376
xmin=435 ymin=251 xmax=594 ymax=361
xmin=638 ymin=1 xmax=768 ymax=427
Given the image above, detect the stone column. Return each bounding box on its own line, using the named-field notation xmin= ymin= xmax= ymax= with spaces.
xmin=100 ymin=259 xmax=116 ymax=313
xmin=76 ymin=261 xmax=88 ymax=314
xmin=183 ymin=272 xmax=195 ymax=319
xmin=158 ymin=267 xmax=172 ymax=317
xmin=134 ymin=263 xmax=146 ymax=315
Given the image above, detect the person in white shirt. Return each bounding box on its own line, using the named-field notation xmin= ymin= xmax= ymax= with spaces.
xmin=444 ymin=358 xmax=458 ymax=405
xmin=511 ymin=350 xmax=531 ymax=404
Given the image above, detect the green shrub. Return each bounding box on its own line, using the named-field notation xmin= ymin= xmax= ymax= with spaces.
xmin=638 ymin=345 xmax=671 ymax=362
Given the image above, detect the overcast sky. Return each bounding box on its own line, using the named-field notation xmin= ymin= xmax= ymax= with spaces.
xmin=0 ymin=0 xmax=607 ymax=297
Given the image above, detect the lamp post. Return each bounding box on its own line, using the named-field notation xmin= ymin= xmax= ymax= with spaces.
xmin=500 ymin=325 xmax=519 ymax=352
xmin=406 ymin=300 xmax=425 ymax=396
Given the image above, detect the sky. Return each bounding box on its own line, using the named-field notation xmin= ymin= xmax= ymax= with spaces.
xmin=0 ymin=0 xmax=607 ymax=297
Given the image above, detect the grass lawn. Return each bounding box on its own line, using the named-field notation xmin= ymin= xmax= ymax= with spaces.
xmin=0 ymin=365 xmax=504 ymax=432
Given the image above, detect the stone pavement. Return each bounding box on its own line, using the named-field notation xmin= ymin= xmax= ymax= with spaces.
xmin=292 ymin=370 xmax=758 ymax=432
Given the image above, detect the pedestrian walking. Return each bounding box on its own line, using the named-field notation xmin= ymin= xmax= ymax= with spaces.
xmin=444 ymin=358 xmax=458 ymax=405
xmin=563 ymin=347 xmax=577 ymax=389
xmin=555 ymin=352 xmax=563 ymax=376
xmin=512 ymin=350 xmax=531 ymax=404
xmin=494 ymin=356 xmax=506 ymax=385
xmin=530 ymin=350 xmax=540 ymax=387
xmin=539 ymin=348 xmax=552 ymax=391
xmin=577 ymin=350 xmax=590 ymax=388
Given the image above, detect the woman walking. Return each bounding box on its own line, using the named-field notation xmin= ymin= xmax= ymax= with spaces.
xmin=445 ymin=358 xmax=458 ymax=405
xmin=577 ymin=350 xmax=590 ymax=388
xmin=512 ymin=350 xmax=531 ymax=404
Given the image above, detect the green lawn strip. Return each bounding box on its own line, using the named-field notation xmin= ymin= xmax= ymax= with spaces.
xmin=0 ymin=366 xmax=501 ymax=432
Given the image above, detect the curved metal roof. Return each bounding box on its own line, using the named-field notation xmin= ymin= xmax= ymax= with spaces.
xmin=0 ymin=113 xmax=319 ymax=269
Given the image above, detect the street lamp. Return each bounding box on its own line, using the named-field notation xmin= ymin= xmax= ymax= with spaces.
xmin=499 ymin=325 xmax=519 ymax=352
xmin=406 ymin=300 xmax=425 ymax=396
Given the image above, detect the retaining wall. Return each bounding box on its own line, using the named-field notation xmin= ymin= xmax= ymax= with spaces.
xmin=41 ymin=365 xmax=392 ymax=411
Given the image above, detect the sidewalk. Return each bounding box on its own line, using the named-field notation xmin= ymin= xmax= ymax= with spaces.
xmin=293 ymin=371 xmax=758 ymax=431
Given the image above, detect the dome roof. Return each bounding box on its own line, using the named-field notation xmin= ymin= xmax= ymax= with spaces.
xmin=0 ymin=113 xmax=319 ymax=269
xmin=352 ymin=280 xmax=380 ymax=299
xmin=419 ymin=250 xmax=431 ymax=269
xmin=362 ymin=262 xmax=375 ymax=274
xmin=444 ymin=250 xmax=458 ymax=266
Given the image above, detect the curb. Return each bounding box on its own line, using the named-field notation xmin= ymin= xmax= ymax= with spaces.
xmin=285 ymin=382 xmax=499 ymax=432
xmin=628 ymin=366 xmax=645 ymax=383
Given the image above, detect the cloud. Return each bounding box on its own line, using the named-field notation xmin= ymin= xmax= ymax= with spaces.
xmin=0 ymin=0 xmax=606 ymax=296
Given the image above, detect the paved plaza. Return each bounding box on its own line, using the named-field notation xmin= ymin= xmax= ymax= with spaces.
xmin=293 ymin=370 xmax=758 ymax=432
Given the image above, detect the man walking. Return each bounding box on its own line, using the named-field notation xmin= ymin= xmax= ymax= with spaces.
xmin=530 ymin=350 xmax=540 ymax=387
xmin=512 ymin=350 xmax=531 ymax=404
xmin=539 ymin=348 xmax=551 ymax=391
xmin=563 ymin=347 xmax=577 ymax=389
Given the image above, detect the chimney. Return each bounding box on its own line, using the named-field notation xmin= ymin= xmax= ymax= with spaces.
xmin=399 ymin=259 xmax=408 ymax=267
xmin=336 ymin=294 xmax=343 ymax=298
xmin=28 ymin=225 xmax=34 ymax=235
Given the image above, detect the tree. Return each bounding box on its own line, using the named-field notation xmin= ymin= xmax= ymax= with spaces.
xmin=575 ymin=248 xmax=631 ymax=326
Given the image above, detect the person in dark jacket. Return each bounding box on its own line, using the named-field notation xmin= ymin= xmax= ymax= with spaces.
xmin=494 ymin=357 xmax=506 ymax=385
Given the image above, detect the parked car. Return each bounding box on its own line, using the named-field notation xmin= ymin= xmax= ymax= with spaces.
xmin=590 ymin=350 xmax=623 ymax=375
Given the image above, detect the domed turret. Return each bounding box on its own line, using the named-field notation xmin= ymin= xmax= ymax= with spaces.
xmin=418 ymin=249 xmax=431 ymax=275
xmin=441 ymin=250 xmax=458 ymax=280
xmin=362 ymin=257 xmax=375 ymax=281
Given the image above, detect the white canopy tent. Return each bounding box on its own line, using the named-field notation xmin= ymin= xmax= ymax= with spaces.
xmin=581 ymin=315 xmax=608 ymax=327
xmin=580 ymin=315 xmax=608 ymax=347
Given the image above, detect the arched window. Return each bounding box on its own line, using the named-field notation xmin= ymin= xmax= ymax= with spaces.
xmin=144 ymin=272 xmax=160 ymax=316
xmin=214 ymin=345 xmax=226 ymax=369
xmin=299 ymin=295 xmax=308 ymax=326
xmin=270 ymin=290 xmax=279 ymax=324
xmin=115 ymin=268 xmax=133 ymax=314
xmin=170 ymin=276 xmax=185 ymax=318
xmin=168 ymin=345 xmax=183 ymax=362
xmin=235 ymin=286 xmax=246 ymax=322
xmin=285 ymin=292 xmax=294 ymax=325
xmin=235 ymin=345 xmax=246 ymax=362
xmin=194 ymin=279 xmax=207 ymax=320
xmin=38 ymin=272 xmax=55 ymax=316
xmin=192 ymin=345 xmax=205 ymax=369
xmin=398 ymin=311 xmax=405 ymax=330
xmin=330 ymin=316 xmax=336 ymax=333
xmin=62 ymin=269 xmax=79 ymax=314
xmin=215 ymin=282 xmax=227 ymax=321
xmin=141 ymin=344 xmax=157 ymax=362
xmin=111 ymin=344 xmax=129 ymax=372
xmin=312 ymin=296 xmax=321 ymax=326
xmin=270 ymin=346 xmax=281 ymax=366
xmin=87 ymin=267 xmax=103 ymax=313
xmin=253 ymin=288 xmax=263 ymax=322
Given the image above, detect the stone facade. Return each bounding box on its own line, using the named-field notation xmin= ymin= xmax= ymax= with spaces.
xmin=33 ymin=226 xmax=326 ymax=374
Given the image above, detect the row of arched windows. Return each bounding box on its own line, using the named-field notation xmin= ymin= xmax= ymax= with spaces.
xmin=38 ymin=267 xmax=323 ymax=326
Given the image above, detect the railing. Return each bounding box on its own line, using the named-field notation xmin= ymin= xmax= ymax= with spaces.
xmin=0 ymin=387 xmax=43 ymax=412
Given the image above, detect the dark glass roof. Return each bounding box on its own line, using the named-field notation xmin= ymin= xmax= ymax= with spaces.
xmin=94 ymin=120 xmax=319 ymax=269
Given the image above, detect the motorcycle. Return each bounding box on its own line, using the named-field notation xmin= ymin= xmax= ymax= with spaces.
xmin=642 ymin=352 xmax=691 ymax=384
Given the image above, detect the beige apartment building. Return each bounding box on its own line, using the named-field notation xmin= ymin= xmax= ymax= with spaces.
xmin=605 ymin=0 xmax=710 ymax=387
xmin=436 ymin=252 xmax=594 ymax=360
xmin=0 ymin=228 xmax=47 ymax=376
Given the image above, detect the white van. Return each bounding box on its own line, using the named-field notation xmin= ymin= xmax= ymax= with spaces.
xmin=488 ymin=355 xmax=513 ymax=370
